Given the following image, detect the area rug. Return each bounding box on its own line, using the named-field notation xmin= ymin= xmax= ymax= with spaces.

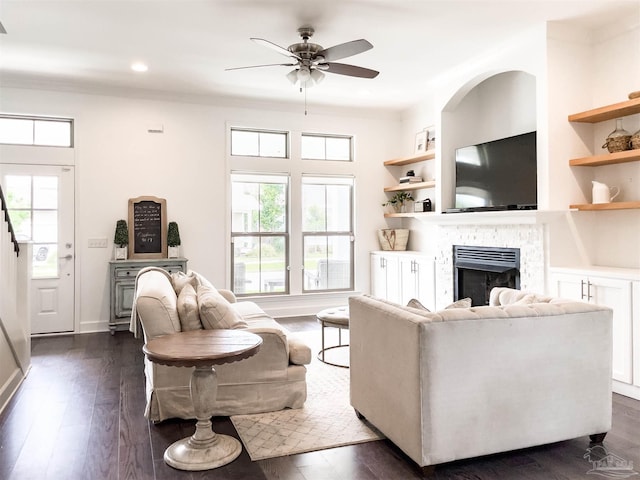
xmin=230 ymin=332 xmax=384 ymax=461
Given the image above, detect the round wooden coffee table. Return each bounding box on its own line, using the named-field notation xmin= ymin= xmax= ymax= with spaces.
xmin=143 ymin=329 xmax=262 ymax=471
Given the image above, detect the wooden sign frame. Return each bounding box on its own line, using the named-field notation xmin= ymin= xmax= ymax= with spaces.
xmin=128 ymin=196 xmax=167 ymax=259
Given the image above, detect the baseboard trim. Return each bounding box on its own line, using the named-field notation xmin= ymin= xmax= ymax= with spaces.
xmin=0 ymin=368 xmax=25 ymax=416
xmin=613 ymin=380 xmax=640 ymax=401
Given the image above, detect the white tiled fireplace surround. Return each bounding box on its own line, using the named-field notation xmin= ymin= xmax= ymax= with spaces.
xmin=435 ymin=223 xmax=545 ymax=308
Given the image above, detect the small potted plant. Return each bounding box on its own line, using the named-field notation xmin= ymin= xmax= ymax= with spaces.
xmin=382 ymin=191 xmax=414 ymax=213
xmin=113 ymin=219 xmax=129 ymax=260
xmin=167 ymin=221 xmax=181 ymax=258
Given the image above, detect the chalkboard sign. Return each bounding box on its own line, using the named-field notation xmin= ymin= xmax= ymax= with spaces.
xmin=128 ymin=196 xmax=167 ymax=259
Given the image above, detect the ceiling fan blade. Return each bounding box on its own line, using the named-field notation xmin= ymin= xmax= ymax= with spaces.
xmin=317 ymin=39 xmax=373 ymax=62
xmin=251 ymin=38 xmax=301 ymax=60
xmin=323 ymin=62 xmax=379 ymax=79
xmin=225 ymin=63 xmax=297 ymax=71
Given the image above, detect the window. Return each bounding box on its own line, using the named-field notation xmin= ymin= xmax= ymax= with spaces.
xmin=5 ymin=174 xmax=59 ymax=278
xmin=0 ymin=115 xmax=73 ymax=147
xmin=231 ymin=173 xmax=289 ymax=295
xmin=302 ymin=175 xmax=354 ymax=292
xmin=302 ymin=133 xmax=352 ymax=161
xmin=230 ymin=128 xmax=288 ymax=158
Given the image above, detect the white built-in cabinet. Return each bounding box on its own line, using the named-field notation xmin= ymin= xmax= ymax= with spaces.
xmin=549 ymin=267 xmax=640 ymax=400
xmin=371 ymin=251 xmax=436 ymax=310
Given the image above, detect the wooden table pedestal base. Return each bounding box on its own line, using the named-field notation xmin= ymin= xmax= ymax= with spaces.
xmin=164 ymin=364 xmax=241 ymax=471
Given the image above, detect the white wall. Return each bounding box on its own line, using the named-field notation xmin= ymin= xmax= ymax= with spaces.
xmin=0 ymin=88 xmax=400 ymax=332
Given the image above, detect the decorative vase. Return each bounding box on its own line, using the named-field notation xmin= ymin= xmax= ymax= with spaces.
xmin=168 ymin=246 xmax=180 ymax=258
xmin=602 ymin=118 xmax=631 ymax=153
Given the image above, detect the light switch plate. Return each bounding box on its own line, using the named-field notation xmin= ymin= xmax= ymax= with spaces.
xmin=88 ymin=238 xmax=108 ymax=248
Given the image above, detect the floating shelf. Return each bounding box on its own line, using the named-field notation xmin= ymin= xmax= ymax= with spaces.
xmin=569 ymin=149 xmax=640 ymax=167
xmin=383 ymin=150 xmax=436 ymax=166
xmin=569 ymin=201 xmax=640 ymax=211
xmin=384 ymin=180 xmax=436 ymax=192
xmin=383 ymin=211 xmax=436 ymax=218
xmin=568 ymin=97 xmax=640 ymax=123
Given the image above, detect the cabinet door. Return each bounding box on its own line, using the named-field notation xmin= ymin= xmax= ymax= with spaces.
xmin=399 ymin=256 xmax=435 ymax=309
xmin=590 ymin=276 xmax=633 ymax=384
xmin=114 ymin=280 xmax=136 ymax=317
xmin=549 ymin=272 xmax=585 ymax=301
xmin=550 ymin=271 xmax=633 ymax=384
xmin=370 ymin=253 xmax=399 ymax=302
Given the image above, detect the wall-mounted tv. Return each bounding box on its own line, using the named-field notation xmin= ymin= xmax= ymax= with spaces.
xmin=451 ymin=131 xmax=537 ymax=213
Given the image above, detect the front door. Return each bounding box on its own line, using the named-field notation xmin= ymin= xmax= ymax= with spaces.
xmin=0 ymin=164 xmax=75 ymax=334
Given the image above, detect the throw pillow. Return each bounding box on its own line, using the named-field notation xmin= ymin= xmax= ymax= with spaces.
xmin=445 ymin=297 xmax=472 ymax=309
xmin=407 ymin=298 xmax=430 ymax=311
xmin=171 ymin=271 xmax=199 ymax=296
xmin=197 ymin=284 xmax=248 ymax=330
xmin=176 ymin=283 xmax=202 ymax=331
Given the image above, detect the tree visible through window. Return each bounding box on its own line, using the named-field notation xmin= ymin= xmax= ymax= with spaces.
xmin=231 ymin=173 xmax=289 ymax=295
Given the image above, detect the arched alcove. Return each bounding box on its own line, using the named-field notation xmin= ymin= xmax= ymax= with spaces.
xmin=439 ymin=71 xmax=537 ymax=211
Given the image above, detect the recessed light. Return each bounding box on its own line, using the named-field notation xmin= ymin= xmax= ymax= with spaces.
xmin=131 ymin=62 xmax=148 ymax=72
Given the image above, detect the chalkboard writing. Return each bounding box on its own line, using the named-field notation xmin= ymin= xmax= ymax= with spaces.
xmin=128 ymin=196 xmax=167 ymax=259
xmin=134 ymin=201 xmax=162 ymax=253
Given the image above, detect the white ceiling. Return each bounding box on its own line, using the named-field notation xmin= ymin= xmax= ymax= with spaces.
xmin=0 ymin=1 xmax=638 ymax=112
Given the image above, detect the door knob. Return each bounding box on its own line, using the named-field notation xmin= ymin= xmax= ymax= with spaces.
xmin=59 ymin=254 xmax=73 ymax=260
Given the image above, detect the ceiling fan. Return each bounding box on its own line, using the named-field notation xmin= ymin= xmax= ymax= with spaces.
xmin=226 ymin=27 xmax=379 ymax=87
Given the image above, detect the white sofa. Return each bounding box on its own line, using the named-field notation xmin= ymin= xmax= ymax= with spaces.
xmin=349 ymin=288 xmax=613 ymax=470
xmin=131 ymin=268 xmax=311 ymax=423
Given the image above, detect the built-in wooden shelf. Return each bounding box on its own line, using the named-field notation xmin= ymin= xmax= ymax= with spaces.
xmin=568 ymin=97 xmax=640 ymax=123
xmin=383 ymin=150 xmax=436 ymax=166
xmin=569 ymin=201 xmax=640 ymax=211
xmin=569 ymin=149 xmax=640 ymax=167
xmin=383 ymin=211 xmax=436 ymax=218
xmin=384 ymin=180 xmax=436 ymax=192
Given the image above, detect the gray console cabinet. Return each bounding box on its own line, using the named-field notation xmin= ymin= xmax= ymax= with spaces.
xmin=109 ymin=258 xmax=187 ymax=334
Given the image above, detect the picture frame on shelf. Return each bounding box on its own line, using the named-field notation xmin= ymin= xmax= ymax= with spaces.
xmin=414 ymin=129 xmax=427 ymax=154
xmin=425 ymin=125 xmax=436 ymax=150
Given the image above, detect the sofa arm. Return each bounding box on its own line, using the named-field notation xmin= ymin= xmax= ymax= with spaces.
xmin=218 ymin=289 xmax=237 ymax=303
xmin=216 ymin=327 xmax=290 ymax=383
xmin=349 ymin=295 xmax=425 ymax=463
xmin=288 ymin=336 xmax=312 ymax=365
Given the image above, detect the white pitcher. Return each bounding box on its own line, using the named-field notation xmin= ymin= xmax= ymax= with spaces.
xmin=592 ymin=180 xmax=620 ymax=204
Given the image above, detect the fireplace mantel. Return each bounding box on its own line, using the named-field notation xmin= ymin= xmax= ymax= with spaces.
xmin=414 ymin=209 xmax=568 ymax=226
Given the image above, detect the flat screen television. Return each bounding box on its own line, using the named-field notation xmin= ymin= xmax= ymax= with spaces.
xmin=451 ymin=131 xmax=537 ymax=212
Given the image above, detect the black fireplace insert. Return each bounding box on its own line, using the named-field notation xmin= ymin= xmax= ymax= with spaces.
xmin=453 ymin=245 xmax=520 ymax=306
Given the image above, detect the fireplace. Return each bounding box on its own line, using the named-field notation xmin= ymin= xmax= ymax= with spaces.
xmin=453 ymin=245 xmax=520 ymax=306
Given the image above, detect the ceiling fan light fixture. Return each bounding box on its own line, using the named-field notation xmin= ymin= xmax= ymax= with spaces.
xmin=310 ymin=69 xmax=324 ymax=84
xmin=297 ymin=66 xmax=311 ymax=82
xmin=286 ymin=69 xmax=299 ymax=84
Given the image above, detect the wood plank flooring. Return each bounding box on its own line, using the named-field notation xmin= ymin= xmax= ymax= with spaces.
xmin=0 ymin=316 xmax=638 ymax=479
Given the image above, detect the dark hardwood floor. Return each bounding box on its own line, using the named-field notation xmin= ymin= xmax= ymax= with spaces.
xmin=1 ymin=316 xmax=639 ymax=479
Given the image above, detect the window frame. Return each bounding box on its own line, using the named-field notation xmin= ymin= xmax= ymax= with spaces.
xmin=230 ymin=172 xmax=290 ymax=297
xmin=301 ymin=133 xmax=353 ymax=162
xmin=230 ymin=127 xmax=289 ymax=159
xmin=0 ymin=114 xmax=74 ymax=147
xmin=301 ymin=175 xmax=355 ymax=293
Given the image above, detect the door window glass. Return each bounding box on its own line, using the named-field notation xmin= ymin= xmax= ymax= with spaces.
xmin=5 ymin=174 xmax=59 ymax=278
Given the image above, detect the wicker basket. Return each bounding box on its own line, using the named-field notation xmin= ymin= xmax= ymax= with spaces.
xmin=602 ymin=135 xmax=631 ymax=153
xmin=377 ymin=229 xmax=409 ymax=251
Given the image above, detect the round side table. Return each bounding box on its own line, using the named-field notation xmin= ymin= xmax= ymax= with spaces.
xmin=143 ymin=329 xmax=262 ymax=471
xmin=316 ymin=306 xmax=350 ymax=368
